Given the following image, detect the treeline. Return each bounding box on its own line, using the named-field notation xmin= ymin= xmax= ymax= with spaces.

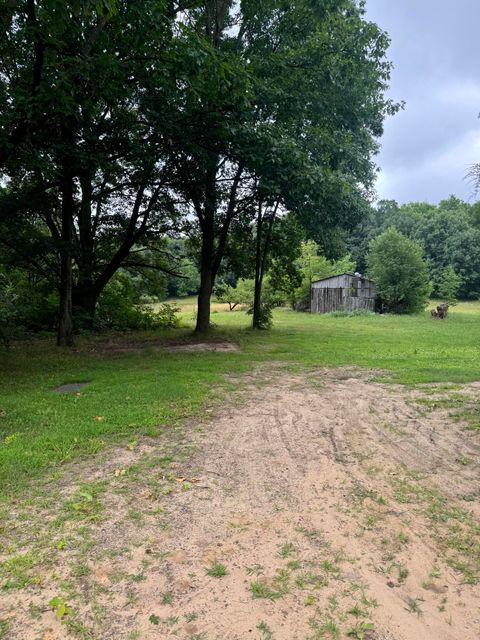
xmin=213 ymin=195 xmax=480 ymax=317
xmin=0 ymin=0 xmax=397 ymax=343
xmin=349 ymin=197 xmax=480 ymax=300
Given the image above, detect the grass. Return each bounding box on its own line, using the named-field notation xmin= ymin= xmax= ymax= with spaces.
xmin=1 ymin=299 xmax=480 ymax=499
xmin=205 ymin=561 xmax=227 ymax=577
xmin=250 ymin=580 xmax=282 ymax=600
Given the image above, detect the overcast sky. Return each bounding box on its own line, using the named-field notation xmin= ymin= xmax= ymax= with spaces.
xmin=365 ymin=0 xmax=480 ymax=204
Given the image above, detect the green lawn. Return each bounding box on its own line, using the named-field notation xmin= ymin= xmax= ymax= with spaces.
xmin=1 ymin=301 xmax=480 ymax=499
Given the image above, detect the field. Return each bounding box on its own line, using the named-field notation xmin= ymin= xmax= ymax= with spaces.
xmin=1 ymin=302 xmax=480 ymax=639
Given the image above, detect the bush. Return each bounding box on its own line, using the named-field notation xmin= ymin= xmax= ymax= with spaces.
xmin=367 ymin=228 xmax=432 ymax=313
xmin=0 ymin=275 xmax=19 ymax=344
xmin=95 ymin=273 xmax=180 ymax=331
xmin=247 ymin=301 xmax=273 ymax=329
xmin=0 ymin=268 xmax=58 ymax=334
xmin=152 ymin=303 xmax=180 ymax=328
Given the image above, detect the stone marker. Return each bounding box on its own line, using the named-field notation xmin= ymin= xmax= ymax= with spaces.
xmin=53 ymin=382 xmax=89 ymax=394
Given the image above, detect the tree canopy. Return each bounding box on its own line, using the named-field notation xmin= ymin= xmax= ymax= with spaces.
xmin=349 ymin=196 xmax=480 ymax=300
xmin=0 ymin=0 xmax=398 ymax=340
xmin=367 ymin=228 xmax=432 ymax=313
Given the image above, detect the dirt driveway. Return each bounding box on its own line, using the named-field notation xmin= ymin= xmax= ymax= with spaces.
xmin=2 ymin=368 xmax=480 ymax=640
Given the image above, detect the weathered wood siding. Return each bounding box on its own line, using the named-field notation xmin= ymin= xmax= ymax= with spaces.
xmin=311 ymin=274 xmax=376 ymax=313
xmin=311 ymin=288 xmax=376 ymax=313
xmin=343 ymin=295 xmax=375 ymax=312
xmin=311 ymin=287 xmax=344 ymax=313
xmin=312 ymin=274 xmax=352 ymax=289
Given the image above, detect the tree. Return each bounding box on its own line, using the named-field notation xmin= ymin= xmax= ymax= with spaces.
xmin=293 ymin=241 xmax=355 ymax=309
xmin=154 ymin=0 xmax=398 ymax=332
xmin=447 ymin=227 xmax=480 ymax=299
xmin=1 ymin=0 xmax=398 ymax=340
xmin=367 ymin=228 xmax=432 ymax=313
xmin=438 ymin=266 xmax=461 ymax=306
xmin=0 ymin=1 xmax=189 ymax=343
xmin=251 ymin=213 xmax=303 ymax=327
xmin=349 ymin=197 xmax=480 ymax=299
xmin=214 ymin=279 xmax=254 ymax=311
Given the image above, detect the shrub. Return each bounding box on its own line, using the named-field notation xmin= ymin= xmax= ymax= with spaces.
xmin=247 ymin=301 xmax=273 ymax=329
xmin=0 ymin=274 xmax=19 ymax=344
xmin=152 ymin=303 xmax=180 ymax=328
xmin=94 ymin=273 xmax=180 ymax=331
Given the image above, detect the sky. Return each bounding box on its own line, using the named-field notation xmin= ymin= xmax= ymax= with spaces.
xmin=365 ymin=0 xmax=480 ymax=204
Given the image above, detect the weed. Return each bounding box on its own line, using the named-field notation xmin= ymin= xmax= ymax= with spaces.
xmin=0 ymin=621 xmax=9 ymax=640
xmin=246 ymin=564 xmax=265 ymax=576
xmin=49 ymin=596 xmax=73 ymax=621
xmin=346 ymin=621 xmax=375 ymax=639
xmin=71 ymin=563 xmax=90 ymax=578
xmin=257 ymin=620 xmax=274 ymax=639
xmin=455 ymin=457 xmax=472 ymax=466
xmin=296 ymin=525 xmax=322 ymax=539
xmin=277 ymin=542 xmax=296 ymax=558
xmin=1 ymin=552 xmax=40 ymax=590
xmin=130 ymin=572 xmax=146 ymax=583
xmin=309 ymin=617 xmax=340 ymax=639
xmin=184 ymin=612 xmax=198 ymax=622
xmin=397 ymin=565 xmax=409 ymax=584
xmin=250 ymin=581 xmax=282 ymax=600
xmin=397 ymin=530 xmax=409 ymax=544
xmin=125 ymin=589 xmax=139 ymax=606
xmin=205 ymin=561 xmax=227 ymax=578
xmin=162 ymin=591 xmax=174 ymax=605
xmin=405 ymin=597 xmax=424 ymax=616
xmin=273 ymin=568 xmax=290 ymax=593
xmin=347 ymin=604 xmax=367 ymax=618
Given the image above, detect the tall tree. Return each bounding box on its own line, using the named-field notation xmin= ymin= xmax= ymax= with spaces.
xmin=0 ymin=1 xmax=189 ymax=342
xmin=154 ymin=0 xmax=398 ymax=331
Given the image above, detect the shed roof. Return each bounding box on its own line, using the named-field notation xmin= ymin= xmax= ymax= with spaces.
xmin=311 ymin=272 xmax=375 ymax=285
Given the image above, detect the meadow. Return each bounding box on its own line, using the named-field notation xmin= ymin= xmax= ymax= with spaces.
xmin=1 ymin=300 xmax=480 ymax=499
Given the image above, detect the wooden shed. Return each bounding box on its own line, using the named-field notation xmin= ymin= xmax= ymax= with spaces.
xmin=311 ymin=273 xmax=376 ymax=314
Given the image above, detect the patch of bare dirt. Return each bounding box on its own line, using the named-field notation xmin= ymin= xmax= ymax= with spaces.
xmin=167 ymin=341 xmax=240 ymax=352
xmin=2 ymin=369 xmax=480 ymax=640
xmin=86 ymin=335 xmax=240 ymax=355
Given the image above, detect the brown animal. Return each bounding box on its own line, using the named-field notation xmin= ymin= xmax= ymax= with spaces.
xmin=431 ymin=303 xmax=449 ymax=319
xmin=438 ymin=303 xmax=449 ymax=319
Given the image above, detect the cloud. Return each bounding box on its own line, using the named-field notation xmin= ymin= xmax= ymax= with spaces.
xmin=366 ymin=0 xmax=480 ymax=203
xmin=376 ymin=127 xmax=480 ymax=203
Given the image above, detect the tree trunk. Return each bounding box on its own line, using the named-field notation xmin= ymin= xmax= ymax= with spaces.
xmin=252 ymin=202 xmax=263 ymax=329
xmin=74 ymin=172 xmax=97 ymax=327
xmin=195 ymin=157 xmax=218 ymax=334
xmin=73 ymin=285 xmax=101 ymax=327
xmin=252 ymin=201 xmax=277 ymax=329
xmin=195 ymin=226 xmax=214 ymax=333
xmin=196 ymin=264 xmax=213 ymax=332
xmin=57 ymin=169 xmax=74 ymax=346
